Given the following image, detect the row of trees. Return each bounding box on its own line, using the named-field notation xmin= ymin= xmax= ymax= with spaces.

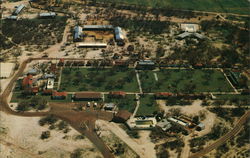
xmin=39 ymin=115 xmax=70 ymax=133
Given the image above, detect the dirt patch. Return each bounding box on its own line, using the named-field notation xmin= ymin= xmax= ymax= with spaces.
xmin=0 ymin=112 xmax=102 ymax=158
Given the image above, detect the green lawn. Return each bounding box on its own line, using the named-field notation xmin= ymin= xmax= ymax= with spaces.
xmin=11 ymin=92 xmax=73 ymax=103
xmin=136 ymin=95 xmax=159 ymax=116
xmin=140 ymin=69 xmax=234 ymax=93
xmin=96 ymin=0 xmax=250 ymax=15
xmin=60 ymin=68 xmax=139 ymax=92
xmin=104 ymin=94 xmax=137 ymax=113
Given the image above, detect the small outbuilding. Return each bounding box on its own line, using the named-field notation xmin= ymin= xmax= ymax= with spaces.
xmin=114 ymin=27 xmax=125 ymax=41
xmin=39 ymin=12 xmax=57 ymax=18
xmin=13 ymin=4 xmax=25 ymax=15
xmin=180 ymin=23 xmax=200 ymax=33
xmin=156 ymin=119 xmax=172 ymax=131
xmin=6 ymin=15 xmax=18 ymax=20
xmin=196 ymin=123 xmax=205 ymax=131
xmin=104 ymin=103 xmax=116 ymax=110
xmin=82 ymin=25 xmax=114 ymax=31
xmin=74 ymin=26 xmax=83 ymax=42
xmin=136 ymin=60 xmax=155 ymax=70
xmin=28 ymin=68 xmax=38 ymax=75
xmin=76 ymin=43 xmax=107 ymax=48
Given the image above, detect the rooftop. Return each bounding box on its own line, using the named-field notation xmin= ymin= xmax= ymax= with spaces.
xmin=74 ymin=92 xmax=102 ymax=99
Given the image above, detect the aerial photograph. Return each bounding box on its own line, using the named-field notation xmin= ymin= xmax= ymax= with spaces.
xmin=0 ymin=0 xmax=249 ymax=158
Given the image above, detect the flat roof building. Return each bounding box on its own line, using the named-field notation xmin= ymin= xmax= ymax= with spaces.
xmin=114 ymin=27 xmax=125 ymax=41
xmin=83 ymin=25 xmax=114 ymax=31
xmin=156 ymin=119 xmax=172 ymax=131
xmin=180 ymin=23 xmax=200 ymax=33
xmin=13 ymin=4 xmax=25 ymax=15
xmin=197 ymin=123 xmax=205 ymax=131
xmin=73 ymin=92 xmax=102 ymax=101
xmin=77 ymin=43 xmax=107 ymax=48
xmin=52 ymin=91 xmax=67 ymax=100
xmin=168 ymin=117 xmax=189 ymax=127
xmin=39 ymin=12 xmax=56 ymax=18
xmin=6 ymin=15 xmax=18 ymax=20
xmin=127 ymin=117 xmax=157 ymax=130
xmin=28 ymin=68 xmax=38 ymax=75
xmin=74 ymin=26 xmax=83 ymax=42
xmin=104 ymin=103 xmax=116 ymax=110
xmin=46 ymin=78 xmax=54 ymax=89
xmin=136 ymin=60 xmax=155 ymax=70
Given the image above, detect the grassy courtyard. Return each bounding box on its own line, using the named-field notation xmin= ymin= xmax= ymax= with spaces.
xmin=136 ymin=95 xmax=159 ymax=116
xmin=104 ymin=94 xmax=137 ymax=113
xmin=139 ymin=69 xmax=234 ymax=93
xmin=60 ymin=68 xmax=139 ymax=92
xmin=96 ymin=0 xmax=249 ymax=15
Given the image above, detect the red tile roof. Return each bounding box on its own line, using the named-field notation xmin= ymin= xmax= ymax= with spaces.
xmin=59 ymin=58 xmax=64 ymax=63
xmin=114 ymin=60 xmax=128 ymax=66
xmin=109 ymin=91 xmax=126 ymax=97
xmin=31 ymin=87 xmax=39 ymax=93
xmin=52 ymin=91 xmax=67 ymax=97
xmin=155 ymin=92 xmax=173 ymax=97
xmin=22 ymin=74 xmax=33 ymax=87
xmin=74 ymin=92 xmax=102 ymax=99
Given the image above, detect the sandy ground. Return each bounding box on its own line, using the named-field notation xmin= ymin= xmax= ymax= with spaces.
xmin=158 ymin=100 xmax=217 ymax=158
xmin=96 ymin=121 xmax=139 ymax=158
xmin=158 ymin=99 xmax=216 ymax=136
xmin=0 ymin=63 xmax=15 ymax=78
xmin=85 ymin=50 xmax=103 ymax=59
xmin=96 ymin=120 xmax=156 ymax=158
xmin=0 ymin=112 xmax=102 ymax=158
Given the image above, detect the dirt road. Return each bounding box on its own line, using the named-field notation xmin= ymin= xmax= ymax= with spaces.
xmin=189 ymin=110 xmax=250 ymax=158
xmin=0 ymin=58 xmax=115 ymax=158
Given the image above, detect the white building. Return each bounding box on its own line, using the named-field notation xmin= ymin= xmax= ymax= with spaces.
xmin=77 ymin=43 xmax=107 ymax=48
xmin=83 ymin=25 xmax=114 ymax=30
xmin=46 ymin=78 xmax=54 ymax=89
xmin=114 ymin=27 xmax=125 ymax=41
xmin=13 ymin=4 xmax=25 ymax=15
xmin=74 ymin=26 xmax=83 ymax=42
xmin=126 ymin=117 xmax=157 ymax=130
xmin=168 ymin=117 xmax=189 ymax=127
xmin=39 ymin=12 xmax=56 ymax=18
xmin=180 ymin=23 xmax=200 ymax=33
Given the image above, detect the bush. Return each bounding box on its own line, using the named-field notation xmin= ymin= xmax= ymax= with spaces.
xmin=39 ymin=115 xmax=58 ymax=126
xmin=58 ymin=121 xmax=68 ymax=130
xmin=70 ymin=149 xmax=83 ymax=158
xmin=126 ymin=130 xmax=140 ymax=139
xmin=40 ymin=131 xmax=50 ymax=139
xmin=16 ymin=101 xmax=29 ymax=112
